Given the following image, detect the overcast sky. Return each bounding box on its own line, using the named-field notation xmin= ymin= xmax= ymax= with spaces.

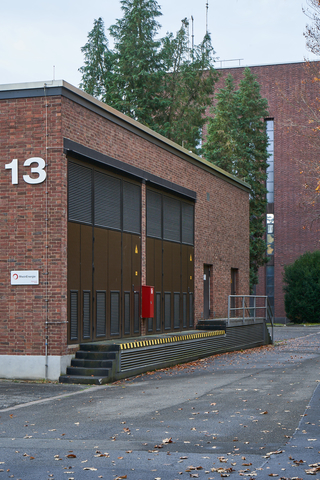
xmin=1 ymin=0 xmax=318 ymax=87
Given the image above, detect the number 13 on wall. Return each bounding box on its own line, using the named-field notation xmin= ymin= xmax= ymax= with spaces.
xmin=5 ymin=157 xmax=46 ymax=185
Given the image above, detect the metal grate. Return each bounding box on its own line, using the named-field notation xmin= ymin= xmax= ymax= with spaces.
xmin=123 ymin=182 xmax=141 ymax=234
xmin=189 ymin=292 xmax=194 ymax=328
xmin=94 ymin=172 xmax=121 ymax=230
xmin=124 ymin=292 xmax=130 ymax=335
xmin=148 ymin=317 xmax=153 ymax=332
xmin=147 ymin=190 xmax=162 ymax=238
xmin=96 ymin=291 xmax=106 ymax=337
xmin=183 ymin=293 xmax=187 ymax=328
xmin=83 ymin=291 xmax=91 ymax=339
xmin=182 ymin=203 xmax=194 ymax=245
xmin=120 ymin=323 xmax=266 ymax=372
xmin=110 ymin=292 xmax=120 ymax=336
xmin=70 ymin=291 xmax=78 ymax=340
xmin=164 ymin=293 xmax=171 ymax=329
xmin=134 ymin=292 xmax=140 ymax=334
xmin=163 ymin=196 xmax=180 ymax=242
xmin=68 ymin=162 xmax=92 ymax=224
xmin=174 ymin=293 xmax=180 ymax=328
xmin=156 ymin=292 xmax=161 ymax=331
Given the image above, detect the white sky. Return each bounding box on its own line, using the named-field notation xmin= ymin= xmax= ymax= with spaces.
xmin=1 ymin=0 xmax=318 ymax=87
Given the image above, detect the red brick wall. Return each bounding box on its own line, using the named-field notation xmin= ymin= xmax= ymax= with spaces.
xmin=0 ymin=87 xmax=249 ymax=357
xmin=211 ymin=62 xmax=320 ymax=319
xmin=0 ymin=95 xmax=69 ymax=356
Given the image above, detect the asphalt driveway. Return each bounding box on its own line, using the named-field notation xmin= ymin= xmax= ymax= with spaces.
xmin=0 ymin=325 xmax=319 ymax=479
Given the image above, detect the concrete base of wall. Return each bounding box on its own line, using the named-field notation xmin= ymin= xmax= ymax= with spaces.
xmin=0 ymin=355 xmax=75 ymax=381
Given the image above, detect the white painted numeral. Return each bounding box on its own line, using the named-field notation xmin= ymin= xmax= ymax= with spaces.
xmin=5 ymin=159 xmax=18 ymax=184
xmin=23 ymin=157 xmax=46 ymax=184
xmin=5 ymin=157 xmax=47 ymax=185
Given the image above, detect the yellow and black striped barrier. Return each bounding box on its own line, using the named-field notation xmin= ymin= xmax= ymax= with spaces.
xmin=120 ymin=330 xmax=225 ymax=350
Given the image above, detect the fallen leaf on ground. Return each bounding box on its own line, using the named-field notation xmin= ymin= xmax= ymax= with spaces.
xmin=162 ymin=437 xmax=172 ymax=444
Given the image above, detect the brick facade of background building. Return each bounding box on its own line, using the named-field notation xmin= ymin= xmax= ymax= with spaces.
xmin=213 ymin=62 xmax=320 ymax=321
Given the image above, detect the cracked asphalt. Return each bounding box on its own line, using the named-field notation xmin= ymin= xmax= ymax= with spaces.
xmin=0 ymin=325 xmax=319 ymax=479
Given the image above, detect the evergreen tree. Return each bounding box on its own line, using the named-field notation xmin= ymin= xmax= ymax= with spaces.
xmin=79 ymin=18 xmax=114 ymax=102
xmin=204 ymin=68 xmax=269 ymax=290
xmin=108 ymin=0 xmax=163 ymax=124
xmin=79 ymin=2 xmax=218 ymax=153
xmin=157 ymin=20 xmax=217 ymax=151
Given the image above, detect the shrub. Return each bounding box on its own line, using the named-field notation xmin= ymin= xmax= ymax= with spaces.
xmin=283 ymin=250 xmax=320 ymax=323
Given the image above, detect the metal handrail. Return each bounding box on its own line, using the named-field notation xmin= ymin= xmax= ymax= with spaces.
xmin=228 ymin=295 xmax=274 ymax=344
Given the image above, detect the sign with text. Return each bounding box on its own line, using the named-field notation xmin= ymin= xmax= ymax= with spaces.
xmin=11 ymin=271 xmax=39 ymax=285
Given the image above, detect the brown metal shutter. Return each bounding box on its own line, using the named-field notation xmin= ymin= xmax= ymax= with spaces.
xmin=147 ymin=190 xmax=162 ymax=238
xmin=94 ymin=172 xmax=121 ymax=230
xmin=182 ymin=203 xmax=194 ymax=245
xmin=68 ymin=162 xmax=92 ymax=224
xmin=123 ymin=182 xmax=141 ymax=234
xmin=163 ymin=196 xmax=180 ymax=242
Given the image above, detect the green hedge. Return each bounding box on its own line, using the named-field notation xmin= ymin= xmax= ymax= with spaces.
xmin=283 ymin=251 xmax=320 ymax=323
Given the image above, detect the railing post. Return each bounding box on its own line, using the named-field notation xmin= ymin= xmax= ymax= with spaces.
xmin=242 ymin=296 xmax=245 ymax=323
xmin=254 ymin=295 xmax=256 ymax=322
xmin=227 ymin=295 xmax=230 ymax=326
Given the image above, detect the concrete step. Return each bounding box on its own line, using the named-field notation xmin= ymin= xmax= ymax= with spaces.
xmin=76 ymin=351 xmax=117 ymax=360
xmin=71 ymin=358 xmax=114 ymax=369
xmin=66 ymin=366 xmax=110 ymax=377
xmin=59 ymin=375 xmax=111 ymax=385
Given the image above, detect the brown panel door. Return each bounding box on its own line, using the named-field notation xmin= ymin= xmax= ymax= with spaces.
xmin=80 ymin=225 xmax=93 ymax=340
xmin=93 ymin=227 xmax=108 ymax=339
xmin=108 ymin=230 xmax=122 ymax=337
xmin=146 ymin=237 xmax=162 ymax=333
xmin=182 ymin=245 xmax=194 ymax=329
xmin=188 ymin=247 xmax=194 ymax=328
xmin=172 ymin=243 xmax=181 ymax=329
xmin=163 ymin=241 xmax=173 ymax=330
xmin=122 ymin=233 xmax=141 ymax=336
xmin=131 ymin=234 xmax=141 ymax=335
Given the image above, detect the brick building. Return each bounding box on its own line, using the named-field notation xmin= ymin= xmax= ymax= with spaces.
xmin=0 ymin=80 xmax=250 ymax=380
xmin=214 ymin=61 xmax=320 ymax=321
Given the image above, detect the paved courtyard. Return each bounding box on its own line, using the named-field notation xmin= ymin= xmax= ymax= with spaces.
xmin=0 ymin=325 xmax=319 ymax=479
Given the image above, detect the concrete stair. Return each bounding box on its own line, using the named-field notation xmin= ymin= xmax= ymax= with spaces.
xmin=59 ymin=344 xmax=120 ymax=385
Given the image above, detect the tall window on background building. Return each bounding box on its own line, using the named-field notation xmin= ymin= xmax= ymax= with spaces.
xmin=265 ymin=119 xmax=274 ymax=312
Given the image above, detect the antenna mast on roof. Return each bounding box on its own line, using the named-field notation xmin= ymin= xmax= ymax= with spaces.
xmin=191 ymin=15 xmax=194 ymax=49
xmin=206 ymin=0 xmax=209 ymax=34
